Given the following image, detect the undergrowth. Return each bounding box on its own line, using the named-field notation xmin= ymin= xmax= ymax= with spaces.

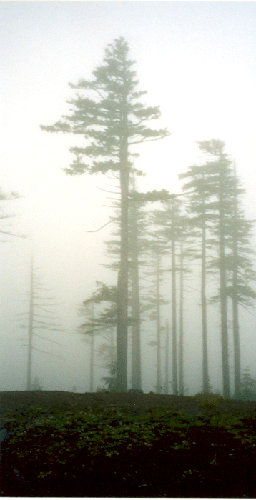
xmin=2 ymin=398 xmax=256 ymax=497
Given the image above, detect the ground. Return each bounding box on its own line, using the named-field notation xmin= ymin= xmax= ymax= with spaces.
xmin=1 ymin=390 xmax=256 ymax=497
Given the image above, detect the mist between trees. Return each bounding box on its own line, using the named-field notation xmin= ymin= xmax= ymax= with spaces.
xmin=4 ymin=37 xmax=255 ymax=398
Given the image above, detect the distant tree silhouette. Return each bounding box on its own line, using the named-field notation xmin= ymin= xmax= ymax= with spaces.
xmin=18 ymin=255 xmax=63 ymax=391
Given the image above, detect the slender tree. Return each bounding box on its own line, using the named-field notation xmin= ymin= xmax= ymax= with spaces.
xmin=80 ymin=301 xmax=95 ymax=392
xmin=178 ymin=237 xmax=184 ymax=396
xmin=179 ymin=166 xmax=214 ymax=394
xmin=196 ymin=140 xmax=235 ymax=397
xmin=143 ymin=207 xmax=170 ymax=394
xmin=79 ymin=282 xmax=118 ymax=390
xmin=130 ymin=187 xmax=142 ymax=390
xmin=146 ymin=247 xmax=165 ymax=394
xmin=158 ymin=195 xmax=181 ymax=396
xmin=171 ymin=196 xmax=178 ymax=395
xmin=41 ymin=37 xmax=169 ymax=390
xmin=183 ymin=144 xmax=256 ymax=397
xmin=216 ymin=164 xmax=256 ymax=397
xmin=231 ymin=173 xmax=240 ymax=398
xmin=18 ymin=255 xmax=63 ymax=390
xmin=165 ymin=320 xmax=170 ymax=394
xmin=144 ymin=194 xmax=190 ymax=396
xmin=97 ymin=189 xmax=169 ymax=392
xmin=162 ymin=200 xmax=195 ymax=396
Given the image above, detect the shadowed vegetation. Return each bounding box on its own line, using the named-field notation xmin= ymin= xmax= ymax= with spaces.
xmin=1 ymin=391 xmax=256 ymax=497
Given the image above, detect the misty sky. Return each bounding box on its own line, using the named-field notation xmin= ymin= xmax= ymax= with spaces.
xmin=1 ymin=1 xmax=256 ymax=393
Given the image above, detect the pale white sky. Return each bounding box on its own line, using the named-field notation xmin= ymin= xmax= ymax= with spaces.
xmin=1 ymin=1 xmax=256 ymax=393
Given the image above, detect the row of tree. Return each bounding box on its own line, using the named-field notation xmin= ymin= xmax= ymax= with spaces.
xmin=40 ymin=37 xmax=256 ymax=397
xmin=79 ymin=140 xmax=256 ymax=398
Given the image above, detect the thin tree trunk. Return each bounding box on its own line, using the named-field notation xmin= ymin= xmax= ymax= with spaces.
xmin=131 ymin=193 xmax=142 ymax=390
xmin=178 ymin=239 xmax=184 ymax=396
xmin=27 ymin=254 xmax=34 ymax=391
xmin=201 ymin=194 xmax=209 ymax=393
xmin=219 ymin=154 xmax=230 ymax=398
xmin=156 ymin=252 xmax=162 ymax=394
xmin=232 ymin=294 xmax=240 ymax=397
xmin=171 ymin=197 xmax=178 ymax=395
xmin=89 ymin=303 xmax=95 ymax=393
xmin=165 ymin=320 xmax=170 ymax=394
xmin=232 ymin=169 xmax=240 ymax=398
xmin=117 ymin=113 xmax=129 ymax=391
xmin=111 ymin=326 xmax=115 ymax=368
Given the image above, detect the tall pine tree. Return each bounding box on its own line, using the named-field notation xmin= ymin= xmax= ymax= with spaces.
xmin=196 ymin=140 xmax=236 ymax=397
xmin=41 ymin=37 xmax=169 ymax=390
xmin=179 ymin=164 xmax=215 ymax=394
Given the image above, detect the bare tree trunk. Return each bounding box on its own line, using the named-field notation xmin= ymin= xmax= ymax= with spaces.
xmin=89 ymin=303 xmax=95 ymax=393
xmin=232 ymin=168 xmax=240 ymax=398
xmin=232 ymin=294 xmax=240 ymax=397
xmin=165 ymin=320 xmax=170 ymax=394
xmin=171 ymin=197 xmax=178 ymax=395
xmin=111 ymin=326 xmax=115 ymax=368
xmin=201 ymin=195 xmax=209 ymax=393
xmin=131 ymin=193 xmax=142 ymax=390
xmin=156 ymin=253 xmax=162 ymax=394
xmin=219 ymin=154 xmax=230 ymax=398
xmin=178 ymin=240 xmax=184 ymax=396
xmin=116 ymin=118 xmax=129 ymax=391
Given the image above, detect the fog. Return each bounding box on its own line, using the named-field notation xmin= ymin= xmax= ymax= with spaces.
xmin=1 ymin=2 xmax=256 ymax=395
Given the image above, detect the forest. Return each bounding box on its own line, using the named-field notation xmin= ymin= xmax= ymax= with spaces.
xmin=2 ymin=36 xmax=256 ymax=400
xmin=38 ymin=37 xmax=256 ymax=400
xmin=2 ymin=32 xmax=256 ymax=498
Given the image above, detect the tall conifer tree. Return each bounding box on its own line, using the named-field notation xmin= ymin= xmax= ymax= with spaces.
xmin=216 ymin=164 xmax=256 ymax=397
xmin=41 ymin=37 xmax=169 ymax=390
xmin=179 ymin=165 xmax=214 ymax=394
xmin=196 ymin=140 xmax=235 ymax=397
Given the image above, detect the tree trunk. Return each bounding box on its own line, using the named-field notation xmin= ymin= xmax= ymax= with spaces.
xmin=116 ymin=114 xmax=129 ymax=391
xmin=178 ymin=239 xmax=184 ymax=396
xmin=232 ymin=171 xmax=240 ymax=398
xmin=165 ymin=320 xmax=170 ymax=394
xmin=232 ymin=293 xmax=240 ymax=398
xmin=130 ymin=194 xmax=142 ymax=391
xmin=171 ymin=197 xmax=178 ymax=395
xmin=219 ymin=154 xmax=230 ymax=398
xmin=156 ymin=252 xmax=162 ymax=394
xmin=89 ymin=303 xmax=95 ymax=393
xmin=201 ymin=195 xmax=209 ymax=393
